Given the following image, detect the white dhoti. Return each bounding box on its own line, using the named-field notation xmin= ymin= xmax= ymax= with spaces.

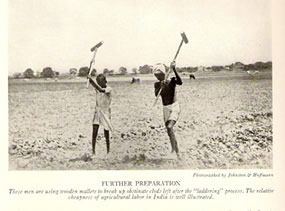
xmin=163 ymin=101 xmax=181 ymax=123
xmin=93 ymin=107 xmax=114 ymax=132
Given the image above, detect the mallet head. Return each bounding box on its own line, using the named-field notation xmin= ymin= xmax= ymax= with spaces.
xmin=181 ymin=32 xmax=188 ymax=44
xmin=91 ymin=41 xmax=104 ymax=52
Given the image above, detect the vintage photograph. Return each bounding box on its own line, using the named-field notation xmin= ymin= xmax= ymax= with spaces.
xmin=8 ymin=0 xmax=272 ymax=170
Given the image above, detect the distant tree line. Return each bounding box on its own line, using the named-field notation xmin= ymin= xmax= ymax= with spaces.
xmin=12 ymin=61 xmax=272 ymax=79
xmin=176 ymin=61 xmax=272 ymax=73
xmin=13 ymin=67 xmax=60 ymax=79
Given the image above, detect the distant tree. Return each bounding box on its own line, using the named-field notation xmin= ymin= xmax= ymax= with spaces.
xmin=182 ymin=66 xmax=197 ymax=73
xmin=244 ymin=64 xmax=256 ymax=70
xmin=211 ymin=66 xmax=224 ymax=72
xmin=265 ymin=61 xmax=272 ymax=68
xmin=119 ymin=66 xmax=127 ymax=74
xmin=41 ymin=67 xmax=55 ymax=78
xmin=78 ymin=66 xmax=89 ymax=77
xmin=69 ymin=68 xmax=77 ymax=75
xmin=232 ymin=62 xmax=245 ymax=70
xmin=138 ymin=65 xmax=152 ymax=74
xmin=254 ymin=61 xmax=267 ymax=70
xmin=103 ymin=68 xmax=114 ymax=74
xmin=78 ymin=67 xmax=96 ymax=77
xmin=54 ymin=71 xmax=60 ymax=76
xmin=23 ymin=68 xmax=34 ymax=78
xmin=103 ymin=68 xmax=110 ymax=74
xmin=205 ymin=67 xmax=213 ymax=71
xmin=132 ymin=68 xmax=138 ymax=74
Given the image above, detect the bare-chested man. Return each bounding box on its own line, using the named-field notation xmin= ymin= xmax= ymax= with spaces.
xmin=154 ymin=61 xmax=183 ymax=157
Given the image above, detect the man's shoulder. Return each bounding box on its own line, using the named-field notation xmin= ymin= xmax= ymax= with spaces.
xmin=154 ymin=81 xmax=160 ymax=87
xmin=169 ymin=77 xmax=177 ymax=84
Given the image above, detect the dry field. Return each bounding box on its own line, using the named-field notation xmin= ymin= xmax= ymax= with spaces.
xmin=8 ymin=71 xmax=272 ymax=170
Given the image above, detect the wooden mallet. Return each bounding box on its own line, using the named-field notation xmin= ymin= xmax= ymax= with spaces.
xmin=86 ymin=41 xmax=104 ymax=88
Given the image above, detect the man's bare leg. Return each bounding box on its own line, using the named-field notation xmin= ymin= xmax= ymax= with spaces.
xmin=166 ymin=120 xmax=179 ymax=154
xmin=104 ymin=129 xmax=110 ymax=154
xmin=92 ymin=124 xmax=99 ymax=154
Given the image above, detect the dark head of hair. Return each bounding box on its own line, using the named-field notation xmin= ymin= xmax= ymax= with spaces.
xmin=96 ymin=74 xmax=107 ymax=88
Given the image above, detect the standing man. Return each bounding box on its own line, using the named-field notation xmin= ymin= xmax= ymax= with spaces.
xmin=153 ymin=61 xmax=183 ymax=157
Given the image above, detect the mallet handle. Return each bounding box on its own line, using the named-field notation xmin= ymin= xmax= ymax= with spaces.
xmin=153 ymin=34 xmax=188 ymax=106
xmin=153 ymin=42 xmax=182 ymax=106
xmin=86 ymin=48 xmax=98 ymax=88
xmin=173 ymin=39 xmax=184 ymax=62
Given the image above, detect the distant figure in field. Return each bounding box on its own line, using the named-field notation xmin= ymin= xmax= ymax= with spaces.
xmin=131 ymin=77 xmax=140 ymax=84
xmin=87 ymin=74 xmax=113 ymax=155
xmin=154 ymin=61 xmax=183 ymax=158
xmin=189 ymin=74 xmax=196 ymax=80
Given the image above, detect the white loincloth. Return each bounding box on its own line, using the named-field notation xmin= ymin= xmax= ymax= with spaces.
xmin=93 ymin=107 xmax=114 ymax=131
xmin=163 ymin=101 xmax=181 ymax=123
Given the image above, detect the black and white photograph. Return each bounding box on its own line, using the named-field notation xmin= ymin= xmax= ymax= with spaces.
xmin=8 ymin=0 xmax=273 ymax=171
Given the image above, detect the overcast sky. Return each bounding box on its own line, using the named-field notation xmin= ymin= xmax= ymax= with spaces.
xmin=8 ymin=0 xmax=271 ymax=74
